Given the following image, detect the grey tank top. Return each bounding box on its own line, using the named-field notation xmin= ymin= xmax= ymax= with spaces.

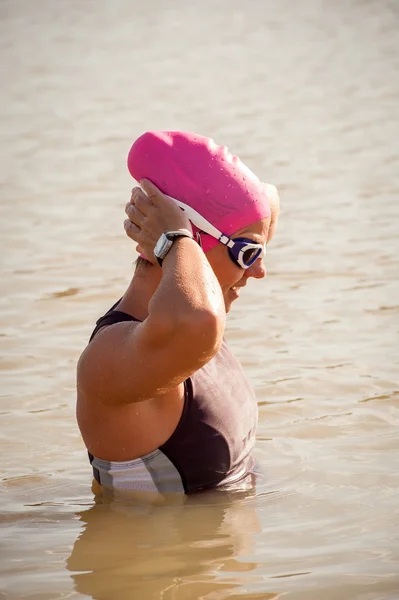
xmin=88 ymin=302 xmax=259 ymax=494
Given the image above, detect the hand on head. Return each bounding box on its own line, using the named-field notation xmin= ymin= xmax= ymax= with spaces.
xmin=124 ymin=179 xmax=192 ymax=262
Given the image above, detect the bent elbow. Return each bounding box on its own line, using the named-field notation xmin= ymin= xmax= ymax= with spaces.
xmin=183 ymin=308 xmax=225 ymax=356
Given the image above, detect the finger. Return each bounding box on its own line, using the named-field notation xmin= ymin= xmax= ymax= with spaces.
xmin=140 ymin=179 xmax=163 ymax=202
xmin=125 ymin=202 xmax=145 ymax=224
xmin=125 ymin=201 xmax=143 ymax=219
xmin=123 ymin=218 xmax=141 ymax=240
xmin=132 ymin=186 xmax=154 ymax=214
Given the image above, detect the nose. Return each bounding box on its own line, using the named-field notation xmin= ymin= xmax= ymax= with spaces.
xmin=246 ymin=256 xmax=267 ymax=279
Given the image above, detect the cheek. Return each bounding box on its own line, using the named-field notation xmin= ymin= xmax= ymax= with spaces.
xmin=206 ymin=248 xmax=242 ymax=288
xmin=222 ymin=264 xmax=243 ymax=289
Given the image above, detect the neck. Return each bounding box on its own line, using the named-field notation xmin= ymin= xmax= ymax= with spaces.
xmin=118 ymin=264 xmax=161 ymax=321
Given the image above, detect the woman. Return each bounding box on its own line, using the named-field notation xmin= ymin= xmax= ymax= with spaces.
xmin=76 ymin=131 xmax=280 ymax=495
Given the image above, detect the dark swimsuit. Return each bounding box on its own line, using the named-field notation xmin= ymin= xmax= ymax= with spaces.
xmin=87 ymin=302 xmax=259 ymax=494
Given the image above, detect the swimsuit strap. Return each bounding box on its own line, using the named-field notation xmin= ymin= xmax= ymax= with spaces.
xmin=89 ymin=301 xmax=139 ymax=342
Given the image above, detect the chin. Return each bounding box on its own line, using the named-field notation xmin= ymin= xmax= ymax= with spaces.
xmin=224 ymin=286 xmax=240 ymax=312
xmin=224 ymin=298 xmax=234 ymax=313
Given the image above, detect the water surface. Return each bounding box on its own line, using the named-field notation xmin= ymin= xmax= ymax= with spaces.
xmin=1 ymin=0 xmax=398 ymax=598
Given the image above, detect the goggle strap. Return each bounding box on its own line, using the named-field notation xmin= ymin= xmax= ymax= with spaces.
xmin=168 ymin=196 xmax=227 ymax=242
xmin=219 ymin=234 xmax=235 ymax=248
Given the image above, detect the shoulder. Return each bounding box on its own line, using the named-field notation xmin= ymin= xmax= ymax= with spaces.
xmin=89 ymin=307 xmax=139 ymax=343
xmin=77 ymin=305 xmax=221 ymax=407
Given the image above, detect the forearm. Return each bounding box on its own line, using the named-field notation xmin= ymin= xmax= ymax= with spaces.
xmin=148 ymin=237 xmax=226 ymax=347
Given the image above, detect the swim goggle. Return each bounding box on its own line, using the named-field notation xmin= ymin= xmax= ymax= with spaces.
xmin=166 ymin=195 xmax=266 ymax=269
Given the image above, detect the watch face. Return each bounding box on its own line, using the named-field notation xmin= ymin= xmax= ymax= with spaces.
xmin=154 ymin=233 xmax=173 ymax=259
xmin=154 ymin=230 xmax=192 ymax=263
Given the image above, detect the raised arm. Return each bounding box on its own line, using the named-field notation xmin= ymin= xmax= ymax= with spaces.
xmin=77 ymin=181 xmax=226 ymax=405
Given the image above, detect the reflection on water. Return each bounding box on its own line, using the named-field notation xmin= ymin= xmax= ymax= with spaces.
xmin=67 ymin=485 xmax=275 ymax=600
xmin=1 ymin=0 xmax=399 ymax=597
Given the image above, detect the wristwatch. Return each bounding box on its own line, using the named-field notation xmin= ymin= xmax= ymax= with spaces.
xmin=153 ymin=229 xmax=194 ymax=266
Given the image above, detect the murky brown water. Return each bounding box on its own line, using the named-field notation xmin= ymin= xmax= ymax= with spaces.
xmin=1 ymin=0 xmax=399 ymax=598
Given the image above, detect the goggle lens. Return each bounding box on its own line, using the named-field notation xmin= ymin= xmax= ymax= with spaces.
xmin=228 ymin=238 xmax=265 ymax=269
xmin=242 ymin=247 xmax=261 ymax=265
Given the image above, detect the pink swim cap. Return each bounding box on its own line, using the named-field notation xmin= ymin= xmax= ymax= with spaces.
xmin=127 ymin=131 xmax=270 ymax=252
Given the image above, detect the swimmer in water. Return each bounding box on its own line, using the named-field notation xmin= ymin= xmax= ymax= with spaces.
xmin=76 ymin=131 xmax=280 ymax=495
